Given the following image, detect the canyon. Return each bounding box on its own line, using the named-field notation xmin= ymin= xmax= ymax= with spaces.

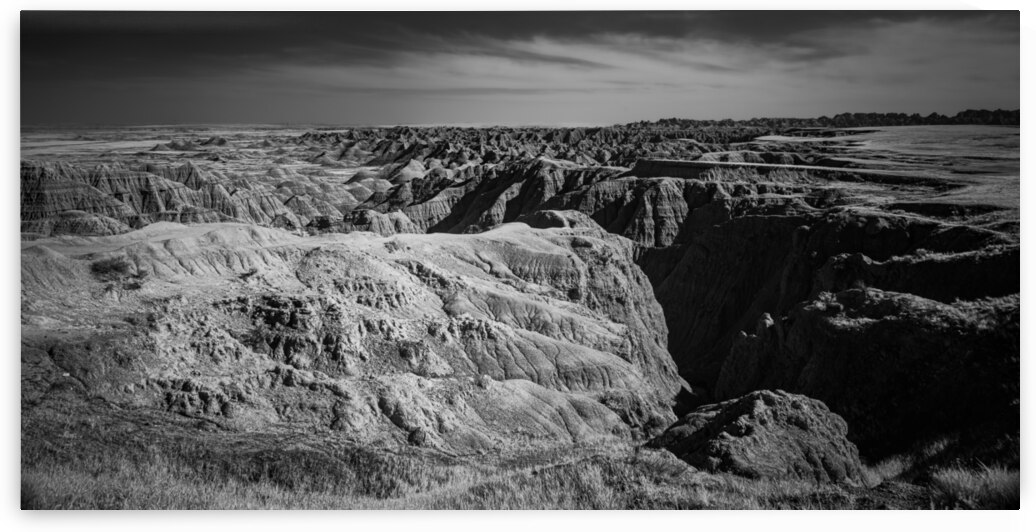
xmin=20 ymin=121 xmax=1019 ymax=509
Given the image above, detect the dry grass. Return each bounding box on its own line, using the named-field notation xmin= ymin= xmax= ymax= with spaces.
xmin=22 ymin=457 xmax=367 ymax=510
xmin=852 ymin=436 xmax=1019 ymax=510
xmin=865 ymin=436 xmax=954 ymax=483
xmin=21 ymin=408 xmax=1016 ymax=510
xmin=930 ymin=465 xmax=1019 ymax=510
xmin=21 ymin=440 xmax=909 ymax=510
xmin=21 ymin=443 xmax=709 ymax=510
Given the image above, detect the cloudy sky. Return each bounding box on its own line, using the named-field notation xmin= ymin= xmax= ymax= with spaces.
xmin=21 ymin=11 xmax=1020 ymax=126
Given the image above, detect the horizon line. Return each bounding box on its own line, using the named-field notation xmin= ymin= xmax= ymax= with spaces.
xmin=19 ymin=108 xmax=1021 ymax=131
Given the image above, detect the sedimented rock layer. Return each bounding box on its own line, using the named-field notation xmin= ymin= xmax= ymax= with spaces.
xmin=22 ymin=220 xmax=686 ymax=451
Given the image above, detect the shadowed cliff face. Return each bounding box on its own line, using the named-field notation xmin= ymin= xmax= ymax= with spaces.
xmin=716 ymin=289 xmax=1019 ymax=458
xmin=22 ymin=124 xmax=1019 ymax=489
xmin=655 ymin=208 xmax=1016 ymax=388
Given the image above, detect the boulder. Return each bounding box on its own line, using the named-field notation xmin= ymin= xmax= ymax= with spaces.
xmin=649 ymin=390 xmax=864 ymax=484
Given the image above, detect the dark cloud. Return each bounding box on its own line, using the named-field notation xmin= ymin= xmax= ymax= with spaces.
xmin=20 ymin=11 xmax=1019 ymax=125
xmin=23 ymin=11 xmax=1018 ymax=80
xmin=21 ymin=11 xmax=627 ymax=82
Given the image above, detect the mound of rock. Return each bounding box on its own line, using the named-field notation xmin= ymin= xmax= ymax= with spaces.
xmin=649 ymin=390 xmax=863 ymax=484
xmin=515 ymin=210 xmax=600 ymax=230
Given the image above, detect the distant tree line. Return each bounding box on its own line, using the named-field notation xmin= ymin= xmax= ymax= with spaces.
xmin=631 ymin=109 xmax=1020 ymax=129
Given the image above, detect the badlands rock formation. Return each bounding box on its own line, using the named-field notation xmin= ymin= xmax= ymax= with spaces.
xmin=22 ymin=219 xmax=685 ymax=451
xmin=649 ymin=390 xmax=864 ymax=484
xmin=716 ymin=288 xmax=1019 ymax=456
xmin=21 ymin=120 xmax=1019 ymax=507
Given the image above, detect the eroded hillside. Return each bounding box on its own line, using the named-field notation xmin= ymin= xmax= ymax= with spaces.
xmin=21 ymin=123 xmax=1019 ymax=509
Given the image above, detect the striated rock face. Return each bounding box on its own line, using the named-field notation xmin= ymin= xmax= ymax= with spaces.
xmin=21 ymin=210 xmax=131 ymax=236
xmin=338 ymin=209 xmax=418 ymax=236
xmin=357 ymin=157 xmax=812 ymax=252
xmin=649 ymin=390 xmax=864 ymax=484
xmin=20 ymin=160 xmax=363 ymax=236
xmin=22 ymin=220 xmax=685 ymax=450
xmin=21 ymin=161 xmax=138 ymax=229
xmin=396 ymin=158 xmax=631 ymax=234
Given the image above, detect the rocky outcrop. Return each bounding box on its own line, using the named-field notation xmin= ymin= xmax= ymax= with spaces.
xmin=650 ymin=390 xmax=864 ymax=484
xmin=515 ymin=210 xmax=600 ymax=230
xmin=338 ymin=209 xmax=418 ymax=236
xmin=813 ymin=246 xmax=1019 ymax=304
xmin=21 ymin=161 xmax=138 ymax=229
xmin=344 ymin=124 xmax=751 ymax=169
xmin=21 ymin=210 xmax=131 ymax=236
xmin=22 ymin=220 xmax=686 ymax=451
xmin=20 ymin=160 xmax=322 ymax=235
xmin=283 ymin=194 xmax=344 ymax=226
xmin=656 ymin=208 xmax=1017 ymax=389
xmin=714 ymin=289 xmax=1019 ymax=457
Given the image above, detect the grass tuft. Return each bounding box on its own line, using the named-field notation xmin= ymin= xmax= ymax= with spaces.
xmin=930 ymin=465 xmax=1019 ymax=509
xmin=90 ymin=257 xmax=133 ymax=282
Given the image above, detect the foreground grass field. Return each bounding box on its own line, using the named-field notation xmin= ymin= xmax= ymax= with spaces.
xmin=18 ymin=446 xmax=859 ymax=510
xmin=24 ymin=432 xmax=1017 ymax=510
xmin=22 ymin=389 xmax=1017 ymax=510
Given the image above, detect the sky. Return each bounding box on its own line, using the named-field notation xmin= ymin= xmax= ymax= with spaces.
xmin=20 ymin=11 xmax=1020 ymax=126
